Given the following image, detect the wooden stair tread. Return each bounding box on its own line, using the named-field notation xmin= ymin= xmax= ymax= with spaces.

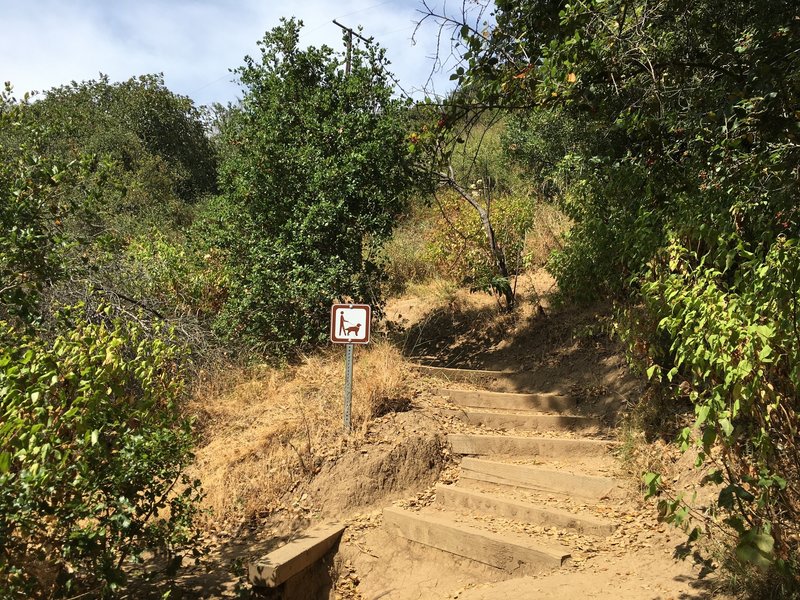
xmin=438 ymin=388 xmax=575 ymax=412
xmin=448 ymin=433 xmax=619 ymax=459
xmin=458 ymin=457 xmax=625 ymax=500
xmin=435 ymin=484 xmax=617 ymax=536
xmin=437 ymin=407 xmax=601 ymax=431
xmin=383 ymin=506 xmax=570 ymax=574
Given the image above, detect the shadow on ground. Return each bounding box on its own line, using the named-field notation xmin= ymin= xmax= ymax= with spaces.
xmin=388 ymin=296 xmax=640 ymax=414
xmin=126 ymin=517 xmax=317 ymax=599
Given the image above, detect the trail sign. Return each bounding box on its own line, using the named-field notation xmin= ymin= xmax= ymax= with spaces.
xmin=330 ymin=304 xmax=371 ymax=344
xmin=331 ymin=304 xmax=371 ymax=433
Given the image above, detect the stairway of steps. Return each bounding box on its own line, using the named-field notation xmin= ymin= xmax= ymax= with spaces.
xmin=383 ymin=367 xmax=626 ymax=579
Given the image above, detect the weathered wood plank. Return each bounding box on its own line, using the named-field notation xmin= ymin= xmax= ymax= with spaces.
xmin=248 ymin=523 xmax=345 ymax=588
xmin=438 ymin=388 xmax=575 ymax=412
xmin=435 ymin=484 xmax=617 ymax=536
xmin=459 ymin=458 xmax=624 ymax=500
xmin=383 ymin=507 xmax=570 ymax=574
xmin=414 ymin=365 xmax=518 ymax=380
xmin=437 ymin=408 xmax=600 ymax=432
xmin=448 ymin=434 xmax=619 ymax=458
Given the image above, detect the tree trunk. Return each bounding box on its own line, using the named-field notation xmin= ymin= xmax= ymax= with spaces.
xmin=440 ymin=170 xmax=515 ymax=310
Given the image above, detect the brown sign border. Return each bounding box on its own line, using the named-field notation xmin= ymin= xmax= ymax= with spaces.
xmin=330 ymin=304 xmax=371 ymax=344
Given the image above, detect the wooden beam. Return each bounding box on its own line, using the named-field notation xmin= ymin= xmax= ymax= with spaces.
xmin=248 ymin=523 xmax=345 ymax=588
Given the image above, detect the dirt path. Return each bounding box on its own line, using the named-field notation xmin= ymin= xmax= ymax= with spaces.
xmin=138 ymin=273 xmax=730 ymax=599
xmin=335 ymin=371 xmax=721 ymax=600
xmin=331 ymin=274 xmax=727 ymax=600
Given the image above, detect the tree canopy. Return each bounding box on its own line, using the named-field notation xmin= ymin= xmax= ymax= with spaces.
xmin=425 ymin=0 xmax=799 ymax=584
xmin=213 ymin=18 xmax=417 ymax=354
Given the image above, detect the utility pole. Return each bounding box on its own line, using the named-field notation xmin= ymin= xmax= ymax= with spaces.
xmin=332 ymin=19 xmax=371 ymax=76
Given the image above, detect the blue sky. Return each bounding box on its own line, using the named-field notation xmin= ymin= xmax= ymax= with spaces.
xmin=1 ymin=0 xmax=468 ymax=106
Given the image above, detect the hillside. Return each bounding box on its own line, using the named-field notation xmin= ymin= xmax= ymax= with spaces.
xmin=121 ymin=273 xmax=729 ymax=599
xmin=2 ymin=3 xmax=797 ymax=597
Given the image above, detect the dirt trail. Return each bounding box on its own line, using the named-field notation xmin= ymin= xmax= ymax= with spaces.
xmin=335 ymin=383 xmax=719 ymax=600
xmin=332 ymin=273 xmax=727 ymax=600
xmin=137 ymin=273 xmax=729 ymax=598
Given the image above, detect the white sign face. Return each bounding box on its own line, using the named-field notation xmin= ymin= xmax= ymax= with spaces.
xmin=330 ymin=304 xmax=371 ymax=344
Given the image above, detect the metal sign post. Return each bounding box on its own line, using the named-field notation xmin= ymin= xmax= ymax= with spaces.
xmin=343 ymin=343 xmax=354 ymax=432
xmin=330 ymin=304 xmax=371 ymax=434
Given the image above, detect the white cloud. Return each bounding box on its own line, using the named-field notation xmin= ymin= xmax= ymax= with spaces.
xmin=0 ymin=0 xmax=456 ymax=105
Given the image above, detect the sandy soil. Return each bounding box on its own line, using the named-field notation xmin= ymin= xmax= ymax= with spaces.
xmin=332 ymin=272 xmax=729 ymax=600
xmin=130 ymin=271 xmax=733 ymax=599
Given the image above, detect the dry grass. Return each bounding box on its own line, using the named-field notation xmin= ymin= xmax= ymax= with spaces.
xmin=524 ymin=202 xmax=572 ymax=268
xmin=405 ymin=277 xmax=461 ymax=307
xmin=186 ymin=340 xmax=414 ymax=527
xmin=382 ymin=205 xmax=438 ymax=293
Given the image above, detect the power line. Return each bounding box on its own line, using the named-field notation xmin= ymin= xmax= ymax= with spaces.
xmin=189 ymin=3 xmax=420 ymax=103
xmin=332 ymin=18 xmax=413 ymax=99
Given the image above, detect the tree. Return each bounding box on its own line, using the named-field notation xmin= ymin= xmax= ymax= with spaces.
xmin=214 ymin=18 xmax=416 ymax=354
xmin=1 ymin=76 xmax=224 ymax=343
xmin=428 ymin=0 xmax=799 ymax=296
xmin=408 ymin=105 xmax=535 ymax=309
xmin=421 ymin=0 xmax=800 ymax=586
xmin=1 ymin=88 xmax=202 ymax=599
xmin=0 ymin=86 xmax=90 ymax=325
xmin=25 ymin=74 xmax=217 ymax=239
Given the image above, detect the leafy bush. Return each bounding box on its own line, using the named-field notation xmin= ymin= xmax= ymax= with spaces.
xmin=29 ymin=74 xmax=217 ymax=209
xmin=0 ymin=305 xmax=201 ymax=597
xmin=125 ymin=229 xmax=228 ymax=320
xmin=2 ymin=63 xmax=207 ymax=600
xmin=214 ymin=19 xmax=415 ymax=355
xmin=0 ymin=88 xmax=84 ymax=323
xmin=427 ymin=189 xmax=538 ymax=286
xmin=1 ymin=78 xmax=218 ymax=329
xmin=636 ymin=237 xmax=799 ymax=588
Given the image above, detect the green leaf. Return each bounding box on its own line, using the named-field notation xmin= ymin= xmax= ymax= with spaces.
xmin=0 ymin=452 xmax=10 ymax=474
xmin=735 ymin=530 xmax=774 ymax=568
xmin=696 ymin=404 xmax=710 ymax=426
xmin=643 ymin=472 xmax=661 ymax=498
xmin=772 ymin=475 xmax=787 ymax=490
xmin=91 ymin=430 xmax=100 ymax=446
xmin=702 ymin=426 xmax=717 ymax=450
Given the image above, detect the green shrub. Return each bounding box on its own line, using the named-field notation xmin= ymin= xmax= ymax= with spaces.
xmin=214 ymin=19 xmax=415 ymax=355
xmin=634 ymin=236 xmax=799 ymax=589
xmin=428 ymin=189 xmax=538 ymax=286
xmin=0 ymin=304 xmax=202 ymax=598
xmin=125 ymin=230 xmax=228 ymax=319
xmin=0 ymin=89 xmax=83 ymax=324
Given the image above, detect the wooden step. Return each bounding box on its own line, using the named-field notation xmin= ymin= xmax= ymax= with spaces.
xmin=438 ymin=388 xmax=575 ymax=412
xmin=448 ymin=433 xmax=619 ymax=458
xmin=383 ymin=506 xmax=570 ymax=574
xmin=248 ymin=523 xmax=345 ymax=588
xmin=415 ymin=365 xmax=518 ymax=386
xmin=437 ymin=408 xmax=600 ymax=432
xmin=460 ymin=458 xmax=624 ymax=500
xmin=435 ymin=484 xmax=616 ymax=536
